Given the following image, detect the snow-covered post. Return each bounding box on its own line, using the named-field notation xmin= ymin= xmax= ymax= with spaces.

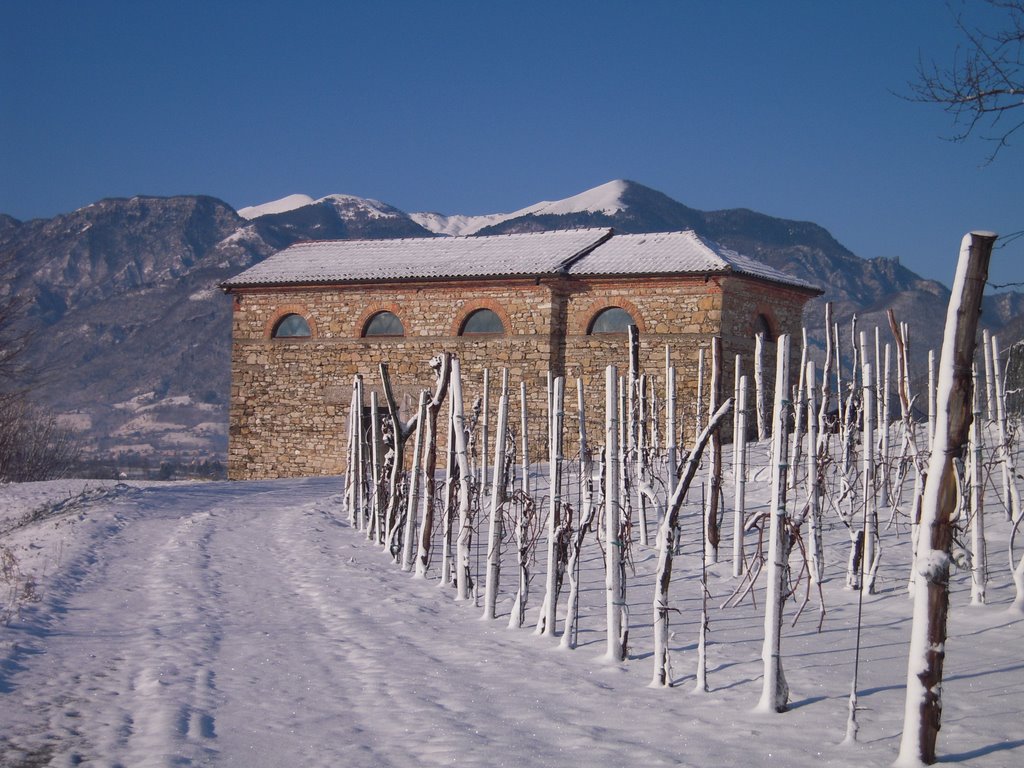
xmin=651 ymin=397 xmax=733 ymax=687
xmin=927 ymin=350 xmax=937 ymax=454
xmin=733 ymin=375 xmax=749 ymax=578
xmin=992 ymin=335 xmax=1013 ymax=520
xmin=806 ymin=362 xmax=824 ymax=584
xmin=881 ymin=342 xmax=892 ymax=507
xmin=896 ymin=231 xmax=995 ymax=767
xmin=862 ymin=362 xmax=878 ymax=594
xmin=637 ymin=371 xmax=650 ymax=546
xmin=757 ymin=332 xmax=792 ymax=714
xmin=754 ymin=334 xmax=766 ymax=441
xmin=666 ymin=363 xmax=678 ymax=486
xmin=508 ymin=380 xmax=532 ymax=627
xmin=352 ymin=376 xmax=364 ymax=532
xmin=982 ymin=329 xmax=995 ymax=421
xmin=480 ymin=368 xmax=490 ymax=502
xmin=345 ymin=378 xmax=360 ymax=525
xmin=415 ymin=354 xmax=452 ymax=579
xmin=537 ymin=375 xmax=565 ymax=636
xmin=695 ymin=346 xmax=706 ymax=441
xmin=787 ymin=329 xmax=808 ymax=492
xmin=818 ymin=303 xmax=834 ymax=454
xmin=605 ymin=366 xmax=627 ymax=662
xmin=368 ymin=390 xmax=383 ymax=542
xmin=438 ymin=398 xmax=457 ymax=587
xmin=520 ymin=381 xmax=530 ymax=497
xmin=451 ymin=358 xmax=475 ymax=602
xmin=401 ymin=391 xmax=428 ymax=572
xmin=483 ymin=369 xmax=510 ymax=619
xmin=969 ymin=364 xmax=987 ymax=605
xmin=705 ymin=336 xmax=723 ymax=565
xmin=562 ymin=377 xmax=597 ymax=649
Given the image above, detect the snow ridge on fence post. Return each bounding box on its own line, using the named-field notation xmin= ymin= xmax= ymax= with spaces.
xmin=605 ymin=366 xmax=626 ymax=662
xmin=401 ymin=391 xmax=428 ymax=572
xmin=353 ymin=376 xmax=365 ymax=531
xmin=969 ymin=363 xmax=987 ymax=605
xmin=416 ymin=353 xmax=452 ymax=580
xmin=705 ymin=336 xmax=723 ymax=565
xmin=438 ymin=399 xmax=457 ymax=588
xmin=757 ymin=332 xmax=791 ymax=714
xmin=991 ymin=335 xmax=1013 ymax=520
xmin=896 ymin=231 xmax=995 ymax=768
xmin=508 ymin=381 xmax=532 ymax=628
xmin=862 ymin=362 xmax=879 ymax=594
xmin=754 ymin=335 xmax=766 ymax=441
xmin=806 ymin=362 xmax=824 ymax=585
xmin=483 ymin=369 xmax=510 ymax=619
xmin=562 ymin=377 xmax=597 ymax=649
xmin=451 ymin=358 xmax=475 ymax=602
xmin=733 ymin=375 xmax=749 ymax=578
xmin=537 ymin=376 xmax=565 ymax=636
xmin=368 ymin=391 xmax=382 ymax=542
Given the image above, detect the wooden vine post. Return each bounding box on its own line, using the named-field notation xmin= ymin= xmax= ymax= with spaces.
xmin=896 ymin=231 xmax=995 ymax=767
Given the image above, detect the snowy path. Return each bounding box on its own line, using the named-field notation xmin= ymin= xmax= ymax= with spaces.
xmin=1 ymin=476 xmax=1022 ymax=767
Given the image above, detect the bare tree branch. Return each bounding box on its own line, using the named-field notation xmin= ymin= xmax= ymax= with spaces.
xmin=906 ymin=0 xmax=1024 ymax=163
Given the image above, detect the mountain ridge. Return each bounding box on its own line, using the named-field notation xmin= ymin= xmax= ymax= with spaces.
xmin=2 ymin=181 xmax=1019 ymax=471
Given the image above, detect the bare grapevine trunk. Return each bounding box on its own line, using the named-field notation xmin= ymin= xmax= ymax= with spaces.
xmin=651 ymin=398 xmax=733 ymax=687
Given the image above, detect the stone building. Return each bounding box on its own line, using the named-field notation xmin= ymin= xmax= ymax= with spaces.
xmin=222 ymin=228 xmax=820 ymax=479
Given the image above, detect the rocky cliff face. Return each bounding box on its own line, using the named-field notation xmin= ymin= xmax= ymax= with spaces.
xmin=2 ymin=183 xmax=1019 ymax=471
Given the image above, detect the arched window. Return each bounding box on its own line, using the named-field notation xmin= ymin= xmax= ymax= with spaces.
xmin=754 ymin=313 xmax=774 ymax=342
xmin=459 ymin=308 xmax=505 ymax=335
xmin=588 ymin=306 xmax=636 ymax=334
xmin=272 ymin=313 xmax=311 ymax=338
xmin=363 ymin=311 xmax=405 ymax=337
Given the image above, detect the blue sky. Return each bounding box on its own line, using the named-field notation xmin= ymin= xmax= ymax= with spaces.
xmin=1 ymin=1 xmax=1020 ymax=291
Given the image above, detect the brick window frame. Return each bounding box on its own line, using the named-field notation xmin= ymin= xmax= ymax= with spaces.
xmin=264 ymin=305 xmax=317 ymax=340
xmin=576 ymin=298 xmax=646 ymax=336
xmin=357 ymin=303 xmax=407 ymax=338
xmin=451 ymin=299 xmax=512 ymax=337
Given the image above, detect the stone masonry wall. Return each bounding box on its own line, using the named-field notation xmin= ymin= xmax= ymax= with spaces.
xmin=227 ymin=275 xmax=815 ymax=479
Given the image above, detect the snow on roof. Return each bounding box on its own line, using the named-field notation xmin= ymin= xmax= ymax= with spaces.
xmin=571 ymin=230 xmax=819 ymax=289
xmin=222 ymin=228 xmax=820 ymax=292
xmin=222 ymin=229 xmax=613 ymax=286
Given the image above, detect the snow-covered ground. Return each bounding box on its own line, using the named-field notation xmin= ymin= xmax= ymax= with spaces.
xmin=1 ymin=438 xmax=1022 ymax=767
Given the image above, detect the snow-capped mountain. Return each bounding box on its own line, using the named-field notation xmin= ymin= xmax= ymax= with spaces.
xmin=409 ymin=179 xmax=632 ymax=236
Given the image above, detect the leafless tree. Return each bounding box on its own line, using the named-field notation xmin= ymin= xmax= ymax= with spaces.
xmin=908 ymin=0 xmax=1024 ymax=161
xmin=0 ymin=256 xmax=78 ymax=481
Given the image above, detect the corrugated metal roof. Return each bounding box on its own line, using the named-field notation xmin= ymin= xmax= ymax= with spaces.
xmin=570 ymin=230 xmax=819 ymax=289
xmin=222 ymin=229 xmax=612 ymax=286
xmin=222 ymin=227 xmax=820 ymax=292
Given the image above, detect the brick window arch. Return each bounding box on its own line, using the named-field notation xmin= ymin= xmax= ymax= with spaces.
xmin=576 ymin=298 xmax=646 ymax=335
xmin=450 ymin=299 xmax=512 ymax=337
xmin=264 ymin=305 xmax=317 ymax=339
xmin=355 ymin=303 xmax=407 ymax=338
xmin=363 ymin=311 xmax=405 ymax=337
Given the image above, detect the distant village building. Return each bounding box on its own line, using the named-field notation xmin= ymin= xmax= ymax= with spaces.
xmin=221 ymin=228 xmax=820 ymax=479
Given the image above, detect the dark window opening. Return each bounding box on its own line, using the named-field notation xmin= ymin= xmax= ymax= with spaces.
xmin=460 ymin=308 xmax=505 ymax=335
xmin=363 ymin=311 xmax=405 ymax=337
xmin=588 ymin=306 xmax=636 ymax=334
xmin=272 ymin=313 xmax=311 ymax=338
